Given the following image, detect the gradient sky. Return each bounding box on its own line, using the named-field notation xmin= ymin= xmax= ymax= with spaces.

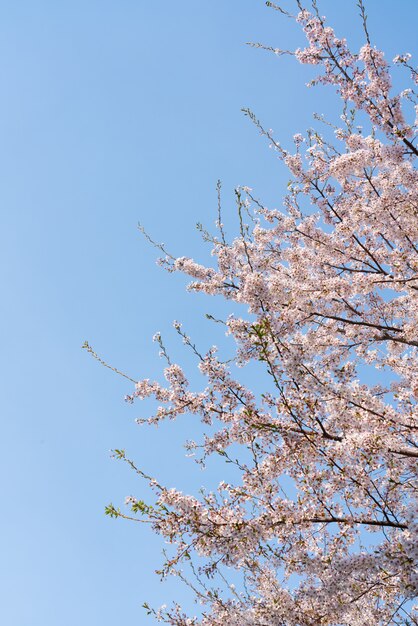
xmin=2 ymin=1 xmax=417 ymax=625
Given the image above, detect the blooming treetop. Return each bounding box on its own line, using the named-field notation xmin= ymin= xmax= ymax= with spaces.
xmin=104 ymin=2 xmax=418 ymax=624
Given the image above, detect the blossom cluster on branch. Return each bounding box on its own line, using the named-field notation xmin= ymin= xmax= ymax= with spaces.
xmin=110 ymin=2 xmax=418 ymax=624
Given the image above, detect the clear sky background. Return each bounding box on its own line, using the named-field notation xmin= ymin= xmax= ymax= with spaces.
xmin=2 ymin=1 xmax=417 ymax=625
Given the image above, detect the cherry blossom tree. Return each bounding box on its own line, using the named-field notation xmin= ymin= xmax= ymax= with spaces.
xmin=98 ymin=2 xmax=418 ymax=624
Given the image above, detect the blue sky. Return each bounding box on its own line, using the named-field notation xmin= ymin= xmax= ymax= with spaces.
xmin=2 ymin=1 xmax=417 ymax=624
